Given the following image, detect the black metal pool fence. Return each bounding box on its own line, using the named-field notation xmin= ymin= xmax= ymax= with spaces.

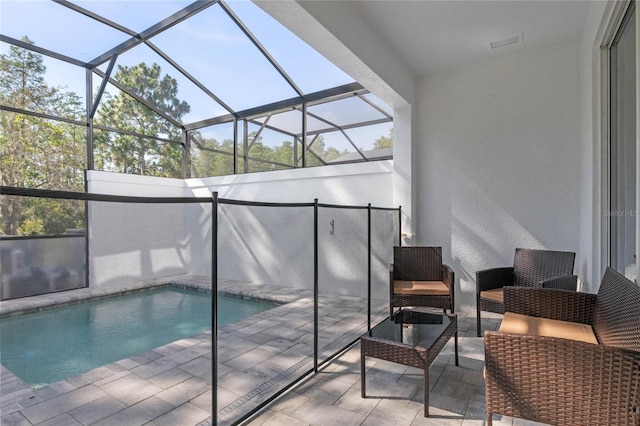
xmin=0 ymin=185 xmax=401 ymax=425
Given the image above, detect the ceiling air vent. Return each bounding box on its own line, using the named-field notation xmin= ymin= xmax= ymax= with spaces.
xmin=489 ymin=34 xmax=523 ymax=49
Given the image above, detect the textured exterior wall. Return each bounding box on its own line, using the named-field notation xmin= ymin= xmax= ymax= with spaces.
xmin=577 ymin=0 xmax=609 ymax=292
xmin=186 ymin=162 xmax=396 ymax=296
xmin=417 ymin=43 xmax=582 ymax=312
xmin=185 ymin=161 xmax=393 ymax=205
xmin=86 ymin=164 xmax=395 ymax=295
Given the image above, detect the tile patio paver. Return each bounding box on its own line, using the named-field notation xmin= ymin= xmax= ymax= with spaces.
xmin=0 ymin=276 xmax=549 ymax=426
xmin=156 ymin=377 xmax=211 ymax=407
xmin=38 ymin=413 xmax=83 ymax=426
xmin=147 ymin=367 xmax=194 ymax=390
xmin=131 ymin=357 xmax=180 ymax=380
xmin=91 ymin=396 xmax=175 ymax=426
xmin=20 ymin=385 xmax=107 ymax=424
xmin=290 ymin=398 xmax=369 ymax=425
xmin=150 ymin=402 xmax=210 ymax=426
xmin=67 ymin=395 xmax=128 ymax=425
xmin=99 ymin=374 xmax=163 ymax=406
xmin=0 ymin=412 xmax=31 ymax=426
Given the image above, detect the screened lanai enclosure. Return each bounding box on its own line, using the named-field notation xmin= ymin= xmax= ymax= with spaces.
xmin=0 ymin=1 xmax=398 ymax=425
xmin=1 ymin=0 xmax=392 ymax=185
xmin=0 ymin=0 xmax=395 ymax=293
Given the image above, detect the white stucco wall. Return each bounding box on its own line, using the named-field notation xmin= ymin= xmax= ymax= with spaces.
xmin=86 ymin=164 xmax=396 ymax=295
xmin=417 ymin=43 xmax=582 ymax=312
xmin=185 ymin=161 xmax=397 ymax=297
xmin=86 ymin=170 xmax=187 ymax=197
xmin=185 ymin=161 xmax=393 ymax=205
xmin=578 ymin=0 xmax=615 ymax=292
xmin=86 ymin=171 xmax=196 ymax=288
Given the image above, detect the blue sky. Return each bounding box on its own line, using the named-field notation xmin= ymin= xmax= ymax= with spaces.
xmin=0 ymin=0 xmax=392 ymax=150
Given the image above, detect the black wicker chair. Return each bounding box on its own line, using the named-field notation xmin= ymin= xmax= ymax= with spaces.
xmin=390 ymin=246 xmax=454 ymax=316
xmin=476 ymin=248 xmax=577 ymax=337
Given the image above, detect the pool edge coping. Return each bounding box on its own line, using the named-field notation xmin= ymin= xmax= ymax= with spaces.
xmin=0 ymin=276 xmax=307 ymax=319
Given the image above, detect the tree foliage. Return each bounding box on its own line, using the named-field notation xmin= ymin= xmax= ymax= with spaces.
xmin=306 ymin=135 xmax=346 ymax=165
xmin=94 ymin=62 xmax=190 ymax=178
xmin=0 ymin=38 xmax=85 ymax=235
xmin=373 ymin=127 xmax=393 ymax=149
xmin=191 ymin=132 xmax=358 ymax=176
xmin=0 ymin=41 xmax=391 ymax=234
xmin=191 ymin=137 xmax=235 ymax=177
xmin=243 ymin=131 xmax=294 ymax=173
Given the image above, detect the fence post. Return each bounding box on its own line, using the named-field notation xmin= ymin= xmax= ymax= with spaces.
xmin=398 ymin=206 xmax=402 ymax=247
xmin=211 ymin=191 xmax=218 ymax=425
xmin=313 ymin=198 xmax=319 ymax=372
xmin=367 ymin=203 xmax=372 ymax=331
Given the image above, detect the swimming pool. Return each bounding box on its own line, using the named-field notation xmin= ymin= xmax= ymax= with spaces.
xmin=0 ymin=287 xmax=277 ymax=387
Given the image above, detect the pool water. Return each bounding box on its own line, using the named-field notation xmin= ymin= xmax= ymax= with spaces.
xmin=0 ymin=288 xmax=277 ymax=387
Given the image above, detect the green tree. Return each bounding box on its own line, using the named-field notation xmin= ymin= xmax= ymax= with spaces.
xmin=305 ymin=136 xmax=326 ymax=167
xmin=235 ymin=131 xmax=293 ymax=173
xmin=192 ymin=139 xmax=218 ymax=177
xmin=0 ymin=38 xmax=85 ymax=235
xmin=373 ymin=127 xmax=393 ymax=149
xmin=94 ymin=62 xmax=190 ymax=178
xmin=306 ymin=135 xmax=347 ymax=165
xmin=273 ymin=140 xmax=294 ymax=167
xmin=191 ymin=136 xmax=235 ymax=177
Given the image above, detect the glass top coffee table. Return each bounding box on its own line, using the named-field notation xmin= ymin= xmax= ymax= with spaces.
xmin=360 ymin=309 xmax=459 ymax=417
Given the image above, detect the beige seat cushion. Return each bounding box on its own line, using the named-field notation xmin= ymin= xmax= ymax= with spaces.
xmin=499 ymin=312 xmax=598 ymax=345
xmin=393 ymin=280 xmax=450 ymax=296
xmin=480 ymin=288 xmax=504 ymax=303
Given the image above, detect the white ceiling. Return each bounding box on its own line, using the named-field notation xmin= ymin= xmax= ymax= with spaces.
xmin=348 ymin=0 xmax=595 ymax=76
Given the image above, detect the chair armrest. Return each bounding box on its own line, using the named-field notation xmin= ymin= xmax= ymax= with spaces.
xmin=541 ymin=274 xmax=578 ymax=291
xmin=442 ymin=264 xmax=454 ymax=289
xmin=504 ymin=287 xmax=596 ymax=324
xmin=389 ymin=263 xmax=394 ymax=302
xmin=476 ymin=267 xmax=514 ymax=293
xmin=484 ymin=331 xmax=640 ymax=425
xmin=443 ymin=264 xmax=455 ymax=312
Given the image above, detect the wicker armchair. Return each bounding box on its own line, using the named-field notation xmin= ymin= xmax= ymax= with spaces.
xmin=484 ymin=267 xmax=640 ymax=425
xmin=476 ymin=248 xmax=576 ymax=337
xmin=389 ymin=246 xmax=454 ymax=316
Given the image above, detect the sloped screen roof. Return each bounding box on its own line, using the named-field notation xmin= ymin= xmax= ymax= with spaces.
xmin=0 ymin=0 xmax=393 ymax=179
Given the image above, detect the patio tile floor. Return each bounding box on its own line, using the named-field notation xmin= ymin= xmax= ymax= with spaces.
xmin=244 ymin=314 xmax=549 ymax=426
xmin=0 ymin=278 xmax=548 ymax=426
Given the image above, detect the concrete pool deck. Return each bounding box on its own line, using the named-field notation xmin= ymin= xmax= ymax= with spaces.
xmin=0 ymin=276 xmax=388 ymax=425
xmin=0 ymin=277 xmax=540 ymax=425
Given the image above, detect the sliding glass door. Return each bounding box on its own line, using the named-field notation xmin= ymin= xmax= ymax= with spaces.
xmin=609 ymin=2 xmax=637 ymax=281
